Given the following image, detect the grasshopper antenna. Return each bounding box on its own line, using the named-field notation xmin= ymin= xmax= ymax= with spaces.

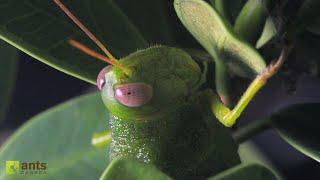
xmin=69 ymin=39 xmax=126 ymax=69
xmin=54 ymin=0 xmax=131 ymax=74
xmin=54 ymin=0 xmax=114 ymax=59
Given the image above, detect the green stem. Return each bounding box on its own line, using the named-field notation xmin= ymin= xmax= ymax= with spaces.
xmin=233 ymin=117 xmax=272 ymax=143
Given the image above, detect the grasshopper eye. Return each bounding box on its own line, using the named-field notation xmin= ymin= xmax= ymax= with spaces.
xmin=114 ymin=83 xmax=153 ymax=107
xmin=97 ymin=65 xmax=112 ymax=90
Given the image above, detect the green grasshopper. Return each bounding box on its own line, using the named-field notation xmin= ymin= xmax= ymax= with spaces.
xmin=54 ymin=0 xmax=289 ymax=179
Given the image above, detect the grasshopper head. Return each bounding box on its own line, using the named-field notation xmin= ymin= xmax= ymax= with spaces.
xmin=98 ymin=46 xmax=202 ymax=120
xmin=53 ymin=0 xmax=202 ymax=120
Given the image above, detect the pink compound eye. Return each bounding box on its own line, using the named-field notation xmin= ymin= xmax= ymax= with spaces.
xmin=97 ymin=65 xmax=112 ymax=90
xmin=114 ymin=83 xmax=153 ymax=107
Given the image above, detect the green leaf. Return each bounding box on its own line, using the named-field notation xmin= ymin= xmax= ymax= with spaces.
xmin=239 ymin=142 xmax=274 ymax=167
xmin=256 ymin=16 xmax=277 ymax=49
xmin=114 ymin=1 xmax=175 ymax=45
xmin=234 ymin=0 xmax=270 ymax=45
xmin=0 ymin=92 xmax=109 ymax=179
xmin=0 ymin=0 xmax=149 ymax=84
xmin=238 ymin=142 xmax=281 ymax=179
xmin=0 ymin=40 xmax=18 ymax=123
xmin=174 ymin=0 xmax=266 ymax=78
xmin=208 ymin=163 xmax=278 ymax=180
xmin=213 ymin=0 xmax=232 ymax=22
xmin=210 ymin=0 xmax=247 ymax=24
xmin=100 ymin=157 xmax=173 ymax=180
xmin=272 ymin=103 xmax=320 ymax=162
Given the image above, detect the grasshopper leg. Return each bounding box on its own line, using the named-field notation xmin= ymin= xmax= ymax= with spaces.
xmin=210 ymin=46 xmax=293 ymax=127
xmin=92 ymin=130 xmax=112 ymax=148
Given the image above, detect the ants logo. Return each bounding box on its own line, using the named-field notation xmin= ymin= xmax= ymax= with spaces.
xmin=5 ymin=161 xmax=19 ymax=175
xmin=5 ymin=160 xmax=47 ymax=175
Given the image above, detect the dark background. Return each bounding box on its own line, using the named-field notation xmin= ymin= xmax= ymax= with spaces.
xmin=2 ymin=52 xmax=320 ymax=180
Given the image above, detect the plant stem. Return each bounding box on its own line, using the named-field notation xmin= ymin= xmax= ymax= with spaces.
xmin=233 ymin=118 xmax=272 ymax=143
